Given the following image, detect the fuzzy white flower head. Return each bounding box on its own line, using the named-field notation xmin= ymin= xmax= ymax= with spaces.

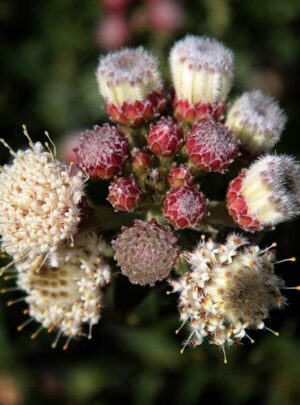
xmin=170 ymin=234 xmax=285 ymax=360
xmin=15 ymin=231 xmax=111 ymax=348
xmin=96 ymin=47 xmax=163 ymax=106
xmin=169 ymin=35 xmax=234 ymax=105
xmin=227 ymin=154 xmax=300 ymax=232
xmin=226 ymin=90 xmax=287 ymax=155
xmin=0 ymin=130 xmax=86 ymax=267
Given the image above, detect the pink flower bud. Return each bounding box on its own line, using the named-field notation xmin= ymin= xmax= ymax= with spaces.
xmin=75 ymin=125 xmax=129 ymax=179
xmin=186 ymin=120 xmax=240 ymax=173
xmin=147 ymin=117 xmax=184 ymax=156
xmin=108 ymin=177 xmax=142 ymax=212
xmin=168 ymin=164 xmax=194 ymax=188
xmin=163 ymin=186 xmax=208 ymax=228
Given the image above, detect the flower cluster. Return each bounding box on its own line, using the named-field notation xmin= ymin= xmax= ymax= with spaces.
xmin=1 ymin=35 xmax=299 ymax=361
xmin=169 ymin=234 xmax=285 ymax=360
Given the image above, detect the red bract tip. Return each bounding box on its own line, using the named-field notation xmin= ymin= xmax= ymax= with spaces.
xmin=168 ymin=164 xmax=194 ymax=188
xmin=163 ymin=186 xmax=208 ymax=229
xmin=108 ymin=177 xmax=142 ymax=212
xmin=186 ymin=120 xmax=240 ymax=173
xmin=147 ymin=117 xmax=184 ymax=157
xmin=75 ymin=125 xmax=129 ymax=179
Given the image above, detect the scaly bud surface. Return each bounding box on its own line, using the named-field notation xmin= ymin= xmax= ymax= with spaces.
xmin=186 ymin=120 xmax=240 ymax=173
xmin=227 ymin=155 xmax=300 ymax=232
xmin=113 ymin=220 xmax=178 ymax=285
xmin=170 ymin=35 xmax=233 ymax=123
xmin=97 ymin=47 xmax=166 ymax=126
xmin=163 ymin=186 xmax=208 ymax=228
xmin=108 ymin=177 xmax=142 ymax=212
xmin=75 ymin=125 xmax=129 ymax=179
xmin=168 ymin=164 xmax=194 ymax=188
xmin=147 ymin=117 xmax=184 ymax=156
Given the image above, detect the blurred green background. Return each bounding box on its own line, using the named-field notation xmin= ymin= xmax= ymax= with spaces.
xmin=1 ymin=0 xmax=300 ymax=404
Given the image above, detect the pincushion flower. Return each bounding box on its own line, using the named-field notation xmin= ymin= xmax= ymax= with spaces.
xmin=96 ymin=47 xmax=166 ymax=126
xmin=0 ymin=133 xmax=85 ymax=267
xmin=170 ymin=35 xmax=234 ymax=123
xmin=170 ymin=234 xmax=285 ymax=361
xmin=14 ymin=231 xmax=111 ymax=348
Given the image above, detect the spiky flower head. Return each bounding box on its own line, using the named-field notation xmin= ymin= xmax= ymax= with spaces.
xmin=0 ymin=138 xmax=85 ymax=265
xmin=168 ymin=164 xmax=194 ymax=188
xmin=147 ymin=117 xmax=184 ymax=157
xmin=163 ymin=186 xmax=208 ymax=229
xmin=15 ymin=231 xmax=111 ymax=347
xmin=113 ymin=219 xmax=178 ymax=286
xmin=108 ymin=177 xmax=142 ymax=212
xmin=75 ymin=125 xmax=129 ymax=179
xmin=186 ymin=121 xmax=240 ymax=173
xmin=227 ymin=155 xmax=300 ymax=232
xmin=226 ymin=90 xmax=287 ymax=155
xmin=170 ymin=234 xmax=285 ymax=356
xmin=170 ymin=35 xmax=234 ymax=123
xmin=96 ymin=47 xmax=166 ymax=126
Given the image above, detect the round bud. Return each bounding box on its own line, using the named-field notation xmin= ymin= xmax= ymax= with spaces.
xmin=75 ymin=125 xmax=129 ymax=179
xmin=96 ymin=47 xmax=166 ymax=126
xmin=226 ymin=90 xmax=287 ymax=155
xmin=168 ymin=164 xmax=194 ymax=188
xmin=170 ymin=35 xmax=234 ymax=123
xmin=147 ymin=117 xmax=184 ymax=156
xmin=108 ymin=177 xmax=142 ymax=212
xmin=163 ymin=186 xmax=208 ymax=228
xmin=113 ymin=220 xmax=178 ymax=285
xmin=186 ymin=121 xmax=240 ymax=173
xmin=131 ymin=148 xmax=151 ymax=173
xmin=227 ymin=155 xmax=300 ymax=232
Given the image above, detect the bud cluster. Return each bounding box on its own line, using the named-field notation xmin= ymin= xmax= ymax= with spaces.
xmin=0 ymin=35 xmax=299 ymax=361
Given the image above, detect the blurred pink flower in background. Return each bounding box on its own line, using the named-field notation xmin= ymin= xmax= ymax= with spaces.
xmin=96 ymin=14 xmax=131 ymax=50
xmin=147 ymin=0 xmax=184 ymax=34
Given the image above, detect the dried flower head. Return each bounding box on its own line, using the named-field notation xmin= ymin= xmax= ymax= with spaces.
xmin=163 ymin=186 xmax=208 ymax=229
xmin=227 ymin=155 xmax=300 ymax=232
xmin=113 ymin=219 xmax=178 ymax=286
xmin=186 ymin=121 xmax=240 ymax=173
xmin=170 ymin=35 xmax=234 ymax=123
xmin=96 ymin=47 xmax=166 ymax=126
xmin=0 ymin=133 xmax=85 ymax=266
xmin=75 ymin=125 xmax=129 ymax=179
xmin=226 ymin=90 xmax=287 ymax=155
xmin=170 ymin=234 xmax=285 ymax=359
xmin=14 ymin=231 xmax=111 ymax=348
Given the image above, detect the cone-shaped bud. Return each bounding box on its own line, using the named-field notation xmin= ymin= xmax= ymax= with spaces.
xmin=147 ymin=117 xmax=184 ymax=156
xmin=227 ymin=155 xmax=300 ymax=232
xmin=113 ymin=220 xmax=178 ymax=285
xmin=96 ymin=47 xmax=166 ymax=126
xmin=168 ymin=164 xmax=194 ymax=188
xmin=163 ymin=186 xmax=208 ymax=228
xmin=170 ymin=35 xmax=234 ymax=123
xmin=226 ymin=90 xmax=287 ymax=155
xmin=170 ymin=234 xmax=285 ymax=349
xmin=131 ymin=148 xmax=151 ymax=173
xmin=186 ymin=120 xmax=240 ymax=173
xmin=75 ymin=125 xmax=129 ymax=179
xmin=108 ymin=177 xmax=142 ymax=212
